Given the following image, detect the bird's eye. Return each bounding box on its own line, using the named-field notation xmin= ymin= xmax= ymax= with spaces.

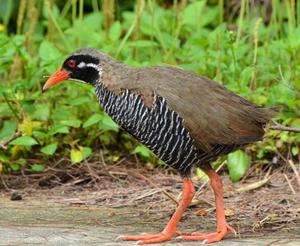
xmin=67 ymin=59 xmax=76 ymax=68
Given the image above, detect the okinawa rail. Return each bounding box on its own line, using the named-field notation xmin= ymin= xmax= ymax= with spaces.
xmin=43 ymin=48 xmax=275 ymax=244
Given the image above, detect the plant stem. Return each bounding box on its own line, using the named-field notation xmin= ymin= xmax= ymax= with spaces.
xmin=102 ymin=0 xmax=115 ymax=39
xmin=115 ymin=0 xmax=144 ymax=58
xmin=79 ymin=0 xmax=84 ymax=22
xmin=2 ymin=93 xmax=21 ymax=122
xmin=237 ymin=0 xmax=247 ymax=43
xmin=0 ymin=132 xmax=22 ymax=150
xmin=45 ymin=0 xmax=72 ymax=51
xmin=250 ymin=18 xmax=262 ymax=91
xmin=17 ymin=0 xmax=26 ymax=34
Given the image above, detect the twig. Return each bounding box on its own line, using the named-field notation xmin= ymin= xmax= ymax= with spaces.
xmin=0 ymin=132 xmax=22 ymax=150
xmin=288 ymin=159 xmax=300 ymax=187
xmin=278 ymin=152 xmax=300 ymax=188
xmin=130 ymin=188 xmax=163 ymax=202
xmin=237 ymin=165 xmax=272 ymax=192
xmin=236 ymin=177 xmax=270 ymax=193
xmin=252 ymin=214 xmax=279 ymax=231
xmin=269 ymin=121 xmax=300 ymax=133
xmin=161 ymin=190 xmax=179 ymax=206
xmin=283 ymin=173 xmax=296 ymax=194
xmin=127 ymin=170 xmax=156 ymax=188
xmin=0 ymin=177 xmax=10 ymax=190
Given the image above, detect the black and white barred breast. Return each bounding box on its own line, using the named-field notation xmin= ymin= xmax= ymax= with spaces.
xmin=95 ymin=83 xmax=200 ymax=174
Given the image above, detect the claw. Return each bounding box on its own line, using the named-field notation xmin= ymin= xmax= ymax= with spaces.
xmin=115 ymin=235 xmax=123 ymax=241
xmin=174 ymin=236 xmax=182 ymax=241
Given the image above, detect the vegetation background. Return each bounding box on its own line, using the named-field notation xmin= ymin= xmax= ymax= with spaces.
xmin=0 ymin=0 xmax=299 ymax=182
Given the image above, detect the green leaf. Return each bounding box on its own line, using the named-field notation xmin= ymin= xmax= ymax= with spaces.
xmin=227 ymin=150 xmax=250 ymax=182
xmin=70 ymin=149 xmax=83 ymax=164
xmin=292 ymin=146 xmax=299 ymax=156
xmin=10 ymin=163 xmax=20 ymax=171
xmin=70 ymin=146 xmax=92 ymax=164
xmin=183 ymin=1 xmax=205 ymax=27
xmin=68 ymin=96 xmax=90 ymax=106
xmin=60 ymin=119 xmax=81 ymax=128
xmin=133 ymin=145 xmax=151 ymax=159
xmin=41 ymin=143 xmax=57 ymax=155
xmin=0 ymin=0 xmax=13 ymax=25
xmin=0 ymin=153 xmax=9 ymax=162
xmin=9 ymin=136 xmax=38 ymax=146
xmin=100 ymin=115 xmax=119 ymax=131
xmin=31 ymin=163 xmax=45 ymax=172
xmin=51 ymin=107 xmax=76 ymax=121
xmin=39 ymin=40 xmax=61 ymax=62
xmin=269 ymin=83 xmax=296 ymax=108
xmin=83 ymin=114 xmax=102 ymax=128
xmin=0 ymin=121 xmax=17 ymax=141
xmin=196 ymin=168 xmax=209 ymax=182
xmin=109 ymin=21 xmax=122 ymax=42
xmin=50 ymin=126 xmax=69 ymax=135
xmin=83 ymin=12 xmax=103 ymax=31
xmin=82 ymin=147 xmax=92 ymax=159
xmin=32 ymin=105 xmax=50 ymax=121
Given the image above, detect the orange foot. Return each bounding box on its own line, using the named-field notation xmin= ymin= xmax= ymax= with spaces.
xmin=120 ymin=232 xmax=173 ymax=244
xmin=178 ymin=224 xmax=236 ymax=244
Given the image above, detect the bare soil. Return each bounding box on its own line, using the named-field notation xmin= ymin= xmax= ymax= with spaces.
xmin=1 ymin=162 xmax=300 ymax=245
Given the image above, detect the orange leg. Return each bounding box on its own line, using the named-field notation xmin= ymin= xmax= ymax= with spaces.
xmin=120 ymin=178 xmax=195 ymax=244
xmin=179 ymin=169 xmax=236 ymax=243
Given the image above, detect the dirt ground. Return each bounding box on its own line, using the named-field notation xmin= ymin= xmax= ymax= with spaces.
xmin=1 ymin=162 xmax=300 ymax=245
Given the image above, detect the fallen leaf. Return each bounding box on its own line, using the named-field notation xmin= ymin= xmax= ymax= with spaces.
xmin=224 ymin=209 xmax=234 ymax=217
xmin=194 ymin=209 xmax=208 ymax=216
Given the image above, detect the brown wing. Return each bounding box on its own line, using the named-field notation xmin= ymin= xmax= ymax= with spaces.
xmin=106 ymin=65 xmax=275 ymax=152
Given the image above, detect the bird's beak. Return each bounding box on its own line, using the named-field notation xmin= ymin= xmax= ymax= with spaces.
xmin=42 ymin=68 xmax=70 ymax=91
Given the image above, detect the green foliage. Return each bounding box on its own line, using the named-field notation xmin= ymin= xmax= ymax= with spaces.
xmin=31 ymin=163 xmax=45 ymax=172
xmin=41 ymin=143 xmax=57 ymax=155
xmin=227 ymin=150 xmax=251 ymax=182
xmin=70 ymin=146 xmax=92 ymax=164
xmin=0 ymin=1 xmax=299 ymax=178
xmin=133 ymin=145 xmax=154 ymax=162
xmin=10 ymin=136 xmax=38 ymax=146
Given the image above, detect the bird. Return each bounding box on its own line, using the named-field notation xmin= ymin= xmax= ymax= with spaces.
xmin=43 ymin=48 xmax=275 ymax=244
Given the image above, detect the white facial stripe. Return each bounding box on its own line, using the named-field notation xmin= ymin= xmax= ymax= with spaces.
xmin=77 ymin=62 xmax=100 ymax=73
xmin=77 ymin=62 xmax=86 ymax=68
xmin=86 ymin=63 xmax=100 ymax=72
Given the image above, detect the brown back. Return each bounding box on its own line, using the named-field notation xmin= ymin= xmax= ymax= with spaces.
xmin=101 ymin=62 xmax=275 ymax=152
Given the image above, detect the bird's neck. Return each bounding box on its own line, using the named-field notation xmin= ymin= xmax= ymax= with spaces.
xmin=96 ymin=59 xmax=135 ymax=94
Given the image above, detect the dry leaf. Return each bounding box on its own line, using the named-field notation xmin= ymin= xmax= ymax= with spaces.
xmin=194 ymin=209 xmax=208 ymax=216
xmin=224 ymin=209 xmax=234 ymax=217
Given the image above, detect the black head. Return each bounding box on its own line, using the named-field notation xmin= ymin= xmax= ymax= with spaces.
xmin=43 ymin=48 xmax=103 ymax=91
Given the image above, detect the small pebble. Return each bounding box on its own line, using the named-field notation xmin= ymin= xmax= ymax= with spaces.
xmin=10 ymin=191 xmax=22 ymax=201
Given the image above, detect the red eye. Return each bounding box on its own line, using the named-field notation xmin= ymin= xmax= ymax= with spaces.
xmin=67 ymin=59 xmax=76 ymax=68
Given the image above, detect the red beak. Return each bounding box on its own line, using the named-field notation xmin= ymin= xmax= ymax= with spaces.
xmin=43 ymin=68 xmax=70 ymax=91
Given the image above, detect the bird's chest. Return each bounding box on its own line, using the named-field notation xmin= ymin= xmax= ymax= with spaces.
xmin=95 ymin=84 xmax=199 ymax=172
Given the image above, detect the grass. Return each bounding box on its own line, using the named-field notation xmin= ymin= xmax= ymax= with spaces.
xmin=0 ymin=0 xmax=299 ymax=181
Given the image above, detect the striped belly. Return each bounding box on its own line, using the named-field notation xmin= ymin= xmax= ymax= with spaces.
xmin=95 ymin=84 xmax=200 ymax=174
